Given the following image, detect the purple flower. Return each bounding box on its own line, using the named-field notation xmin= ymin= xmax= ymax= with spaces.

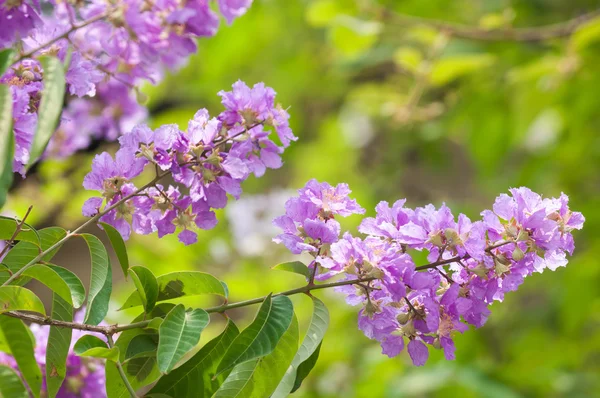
xmin=218 ymin=0 xmax=253 ymax=24
xmin=407 ymin=339 xmax=429 ymax=366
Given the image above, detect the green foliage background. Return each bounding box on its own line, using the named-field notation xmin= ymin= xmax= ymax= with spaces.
xmin=7 ymin=0 xmax=600 ymax=396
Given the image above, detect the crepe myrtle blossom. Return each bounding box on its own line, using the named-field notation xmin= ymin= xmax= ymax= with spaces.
xmin=0 ymin=310 xmax=106 ymax=397
xmin=272 ymin=179 xmax=365 ymax=255
xmin=82 ymin=81 xmax=292 ymax=245
xmin=273 ymin=182 xmax=584 ymax=365
xmin=1 ymin=0 xmax=253 ymax=172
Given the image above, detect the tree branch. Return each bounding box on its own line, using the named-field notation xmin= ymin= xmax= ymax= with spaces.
xmin=383 ymin=9 xmax=600 ymax=42
xmin=2 ymin=277 xmax=376 ymax=334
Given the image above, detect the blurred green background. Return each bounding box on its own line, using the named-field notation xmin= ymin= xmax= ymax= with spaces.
xmin=7 ymin=0 xmax=600 ymax=396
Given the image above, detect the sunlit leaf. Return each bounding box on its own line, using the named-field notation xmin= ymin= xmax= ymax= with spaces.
xmin=27 ymin=56 xmax=65 ymax=168
xmin=0 ymin=316 xmax=42 ymax=397
xmin=74 ymin=335 xmax=119 ymax=362
xmin=100 ymin=222 xmax=129 ymax=278
xmin=273 ymin=296 xmax=329 ymax=396
xmin=129 ymin=265 xmax=159 ymax=314
xmin=0 ymin=84 xmax=13 ymax=209
xmin=0 ymin=365 xmax=28 ymax=398
xmin=216 ymin=295 xmax=294 ymax=376
xmin=213 ymin=314 xmax=299 ymax=397
xmin=271 ymin=261 xmax=310 ymax=278
xmin=46 ymin=294 xmax=73 ymax=398
xmin=149 ymin=320 xmax=239 ymax=397
xmin=120 ymin=271 xmax=226 ymax=310
xmin=157 ymin=304 xmax=210 ymax=373
xmin=80 ymin=233 xmax=112 ymax=325
xmin=0 ymin=286 xmax=45 ymax=315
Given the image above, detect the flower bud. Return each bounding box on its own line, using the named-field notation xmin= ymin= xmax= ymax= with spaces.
xmin=512 ymin=246 xmax=525 ymax=261
xmin=401 ymin=320 xmax=416 ymax=337
xmin=21 ymin=70 xmax=35 ymax=82
xmin=428 ymin=231 xmax=444 ymax=247
xmin=366 ymin=267 xmax=385 ymax=280
xmin=494 ymin=259 xmax=510 ymax=276
xmin=361 ymin=261 xmax=373 ymax=272
xmin=364 ymin=300 xmax=381 ymax=318
xmin=396 ymin=312 xmax=410 ymax=325
xmin=433 ymin=337 xmax=441 ymax=349
xmin=444 ymin=228 xmax=461 ymax=247
xmin=201 ymin=167 xmax=216 ymax=182
xmin=343 ymin=263 xmax=357 ymax=275
xmin=471 ymin=263 xmax=489 ymax=279
xmin=135 ymin=89 xmax=148 ymax=104
xmin=505 ymin=223 xmax=519 ymax=238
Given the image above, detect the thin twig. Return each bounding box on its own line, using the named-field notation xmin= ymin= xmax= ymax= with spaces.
xmin=415 ymin=240 xmax=513 ymax=270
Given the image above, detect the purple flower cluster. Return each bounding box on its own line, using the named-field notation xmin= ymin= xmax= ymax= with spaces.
xmin=82 ymin=81 xmax=295 ymax=245
xmin=274 ymin=183 xmax=584 ymax=366
xmin=1 ymin=0 xmax=253 ymax=173
xmin=0 ymin=311 xmax=106 ymax=397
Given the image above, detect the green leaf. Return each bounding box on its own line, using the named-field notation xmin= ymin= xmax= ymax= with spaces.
xmin=0 ymin=365 xmax=29 ymax=398
xmin=213 ymin=314 xmax=299 ymax=398
xmin=149 ymin=320 xmax=239 ymax=397
xmin=0 ymin=84 xmax=14 ymax=209
xmin=0 ymin=216 xmax=40 ymax=246
xmin=129 ymin=265 xmax=158 ymax=314
xmin=157 ymin=304 xmax=210 ymax=373
xmin=271 ymin=261 xmax=310 ymax=278
xmin=291 ymin=342 xmax=322 ymax=393
xmin=80 ymin=233 xmax=112 ymax=325
xmin=100 ymin=222 xmax=129 ymax=278
xmin=45 ymin=294 xmax=73 ymax=398
xmin=272 ymin=296 xmax=329 ymax=397
xmin=216 ymin=295 xmax=294 ymax=376
xmin=0 ymin=316 xmax=43 ymax=397
xmin=430 ymin=54 xmax=496 ymax=86
xmin=19 ymin=264 xmax=73 ymax=305
xmin=120 ymin=271 xmax=226 ymax=310
xmin=0 ymin=49 xmax=14 ymax=76
xmin=46 ymin=264 xmax=85 ymax=308
xmin=571 ymin=16 xmax=600 ymax=51
xmin=125 ymin=334 xmax=158 ymax=361
xmin=27 ymin=56 xmax=65 ymax=168
xmin=74 ymin=335 xmax=119 ymax=362
xmin=0 ymin=286 xmax=45 ymax=314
